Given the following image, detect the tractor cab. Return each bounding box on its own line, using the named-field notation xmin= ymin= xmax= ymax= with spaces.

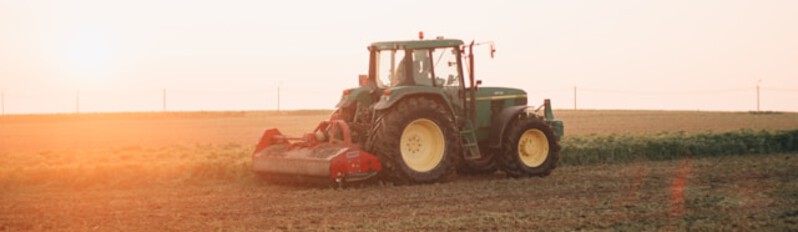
xmin=368 ymin=39 xmax=464 ymax=89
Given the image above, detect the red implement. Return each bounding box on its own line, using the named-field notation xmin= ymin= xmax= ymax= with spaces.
xmin=251 ymin=118 xmax=381 ymax=183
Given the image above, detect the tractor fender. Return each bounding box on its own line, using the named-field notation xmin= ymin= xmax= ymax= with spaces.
xmin=335 ymin=87 xmax=373 ymax=108
xmin=488 ymin=105 xmax=529 ymax=148
xmin=374 ymin=91 xmax=455 ymax=118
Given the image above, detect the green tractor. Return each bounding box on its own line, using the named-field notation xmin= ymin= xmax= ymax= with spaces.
xmin=252 ymin=35 xmax=564 ymax=185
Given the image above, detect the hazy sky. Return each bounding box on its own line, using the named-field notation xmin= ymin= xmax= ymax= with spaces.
xmin=1 ymin=0 xmax=797 ymax=114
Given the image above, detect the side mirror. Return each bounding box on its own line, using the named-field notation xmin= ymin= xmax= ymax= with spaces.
xmin=358 ymin=74 xmax=369 ymax=87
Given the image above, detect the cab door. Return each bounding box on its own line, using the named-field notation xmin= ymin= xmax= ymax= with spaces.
xmin=430 ymin=47 xmax=466 ymax=114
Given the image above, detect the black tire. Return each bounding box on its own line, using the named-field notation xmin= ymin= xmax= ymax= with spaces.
xmin=497 ymin=115 xmax=560 ymax=178
xmin=369 ymin=97 xmax=458 ymax=184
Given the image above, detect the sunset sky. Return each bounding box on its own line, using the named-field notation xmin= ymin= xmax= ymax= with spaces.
xmin=1 ymin=0 xmax=796 ymax=114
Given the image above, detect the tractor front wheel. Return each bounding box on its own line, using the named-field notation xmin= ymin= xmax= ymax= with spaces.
xmin=497 ymin=115 xmax=561 ymax=177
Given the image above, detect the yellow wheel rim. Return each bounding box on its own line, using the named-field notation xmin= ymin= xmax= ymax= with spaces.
xmin=518 ymin=129 xmax=549 ymax=168
xmin=400 ymin=119 xmax=445 ymax=172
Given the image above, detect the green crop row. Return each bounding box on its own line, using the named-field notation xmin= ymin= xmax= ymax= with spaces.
xmin=559 ymin=129 xmax=798 ymax=166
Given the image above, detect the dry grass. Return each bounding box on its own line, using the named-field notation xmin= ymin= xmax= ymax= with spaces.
xmin=555 ymin=109 xmax=798 ymax=135
xmin=4 ymin=110 xmax=798 ymax=154
xmin=1 ymin=109 xmax=797 ymax=188
xmin=0 ymin=111 xmax=333 ymax=189
xmin=0 ymin=143 xmax=253 ymax=190
xmin=1 ymin=109 xmax=797 ymax=231
xmin=0 ymin=110 xmax=330 ymax=155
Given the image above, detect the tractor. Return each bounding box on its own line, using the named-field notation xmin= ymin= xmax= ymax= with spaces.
xmin=252 ymin=34 xmax=564 ymax=185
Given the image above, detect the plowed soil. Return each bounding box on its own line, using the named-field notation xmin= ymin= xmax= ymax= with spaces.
xmin=2 ymin=154 xmax=796 ymax=231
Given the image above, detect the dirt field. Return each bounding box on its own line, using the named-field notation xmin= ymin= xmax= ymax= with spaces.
xmin=1 ymin=110 xmax=797 ymax=231
xmin=2 ymin=154 xmax=796 ymax=231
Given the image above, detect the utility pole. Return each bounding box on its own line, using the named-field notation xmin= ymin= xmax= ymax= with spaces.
xmin=277 ymin=82 xmax=281 ymax=112
xmin=573 ymin=86 xmax=577 ymax=110
xmin=76 ymin=90 xmax=80 ymax=114
xmin=163 ymin=88 xmax=166 ymax=112
xmin=756 ymin=79 xmax=762 ymax=112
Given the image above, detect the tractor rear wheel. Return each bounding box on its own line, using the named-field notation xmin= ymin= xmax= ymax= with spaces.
xmin=369 ymin=97 xmax=457 ymax=184
xmin=497 ymin=115 xmax=560 ymax=177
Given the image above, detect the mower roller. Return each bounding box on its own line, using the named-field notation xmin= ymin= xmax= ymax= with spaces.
xmin=252 ymin=34 xmax=564 ymax=185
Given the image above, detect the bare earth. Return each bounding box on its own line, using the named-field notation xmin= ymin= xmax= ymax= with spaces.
xmin=1 ymin=110 xmax=797 ymax=231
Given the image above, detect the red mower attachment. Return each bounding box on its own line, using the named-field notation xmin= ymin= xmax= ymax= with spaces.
xmin=251 ymin=117 xmax=382 ymax=184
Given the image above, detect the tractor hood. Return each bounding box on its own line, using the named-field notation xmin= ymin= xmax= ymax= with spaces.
xmin=472 ymin=87 xmax=527 ymax=102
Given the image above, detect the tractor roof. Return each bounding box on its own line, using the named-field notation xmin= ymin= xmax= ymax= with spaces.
xmin=370 ymin=39 xmax=464 ymax=50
